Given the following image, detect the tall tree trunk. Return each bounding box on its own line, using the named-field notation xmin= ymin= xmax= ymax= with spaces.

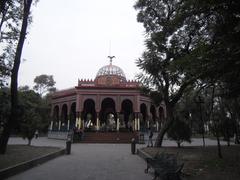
xmin=216 ymin=129 xmax=223 ymax=158
xmin=154 ymin=104 xmax=174 ymax=147
xmin=210 ymin=85 xmax=222 ymax=158
xmin=177 ymin=141 xmax=181 ymax=148
xmin=28 ymin=138 xmax=31 ymax=146
xmin=0 ymin=0 xmax=33 ymax=154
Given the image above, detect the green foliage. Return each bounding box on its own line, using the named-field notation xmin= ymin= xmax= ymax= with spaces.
xmin=134 ymin=0 xmax=208 ymax=146
xmin=18 ymin=89 xmax=41 ymax=141
xmin=0 ymin=88 xmax=10 ymax=131
xmin=0 ymin=0 xmax=23 ymax=87
xmin=0 ymin=87 xmax=51 ymax=140
xmin=33 ymin=74 xmax=56 ymax=96
xmin=134 ymin=0 xmax=240 ymax=147
xmin=0 ymin=0 xmax=38 ymax=154
xmin=134 ymin=0 xmax=240 ymax=101
xmin=20 ymin=108 xmax=40 ymax=145
xmin=167 ymin=116 xmax=192 ymax=147
xmin=18 ymin=88 xmax=51 ymax=134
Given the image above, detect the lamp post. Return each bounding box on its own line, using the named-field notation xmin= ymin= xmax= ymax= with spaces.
xmin=196 ymin=96 xmax=205 ymax=147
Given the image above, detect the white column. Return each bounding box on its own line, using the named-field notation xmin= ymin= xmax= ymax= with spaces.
xmin=156 ymin=121 xmax=159 ymax=131
xmin=96 ymin=117 xmax=99 ymax=130
xmin=147 ymin=120 xmax=149 ymax=128
xmin=75 ymin=117 xmax=78 ymax=127
xmin=58 ymin=121 xmax=61 ymax=130
xmin=67 ymin=120 xmax=70 ymax=130
xmin=117 ymin=117 xmax=119 ymax=131
xmin=50 ymin=121 xmax=53 ymax=130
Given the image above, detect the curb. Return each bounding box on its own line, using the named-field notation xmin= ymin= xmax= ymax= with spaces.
xmin=0 ymin=148 xmax=66 ymax=179
xmin=137 ymin=148 xmax=152 ymax=160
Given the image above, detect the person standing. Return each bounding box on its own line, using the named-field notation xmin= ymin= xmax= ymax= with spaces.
xmin=34 ymin=130 xmax=39 ymax=139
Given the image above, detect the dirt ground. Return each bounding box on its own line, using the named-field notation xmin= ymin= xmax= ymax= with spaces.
xmin=142 ymin=145 xmax=240 ymax=180
xmin=0 ymin=145 xmax=61 ymax=170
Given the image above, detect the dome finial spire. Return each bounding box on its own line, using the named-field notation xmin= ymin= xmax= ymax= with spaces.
xmin=107 ymin=55 xmax=115 ymax=65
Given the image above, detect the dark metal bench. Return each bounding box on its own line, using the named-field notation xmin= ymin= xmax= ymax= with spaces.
xmin=144 ymin=152 xmax=184 ymax=180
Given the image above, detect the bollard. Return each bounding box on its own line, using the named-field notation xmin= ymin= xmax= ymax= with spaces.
xmin=131 ymin=138 xmax=136 ymax=154
xmin=66 ymin=133 xmax=72 ymax=155
xmin=66 ymin=140 xmax=71 ymax=154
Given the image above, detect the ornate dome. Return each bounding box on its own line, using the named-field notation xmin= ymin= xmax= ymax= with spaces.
xmin=96 ymin=64 xmax=126 ymax=81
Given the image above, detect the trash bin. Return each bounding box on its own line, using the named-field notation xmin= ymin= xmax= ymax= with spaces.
xmin=131 ymin=138 xmax=136 ymax=154
xmin=66 ymin=140 xmax=71 ymax=154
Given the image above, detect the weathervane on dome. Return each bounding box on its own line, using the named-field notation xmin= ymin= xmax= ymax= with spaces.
xmin=107 ymin=55 xmax=115 ymax=65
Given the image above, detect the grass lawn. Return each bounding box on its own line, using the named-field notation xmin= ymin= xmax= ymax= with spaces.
xmin=142 ymin=145 xmax=240 ymax=180
xmin=0 ymin=145 xmax=61 ymax=170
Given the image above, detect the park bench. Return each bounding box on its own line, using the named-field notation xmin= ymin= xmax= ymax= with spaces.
xmin=144 ymin=152 xmax=184 ymax=180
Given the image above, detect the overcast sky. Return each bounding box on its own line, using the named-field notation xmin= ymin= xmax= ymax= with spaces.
xmin=19 ymin=0 xmax=145 ymax=90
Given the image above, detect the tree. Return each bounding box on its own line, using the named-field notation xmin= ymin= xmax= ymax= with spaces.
xmin=20 ymin=108 xmax=40 ymax=145
xmin=33 ymin=74 xmax=56 ymax=96
xmin=225 ymin=98 xmax=240 ymax=144
xmin=0 ymin=87 xmax=11 ymax=134
xmin=18 ymin=89 xmax=41 ymax=145
xmin=167 ymin=116 xmax=192 ymax=148
xmin=134 ymin=0 xmax=210 ymax=147
xmin=0 ymin=0 xmax=35 ymax=154
xmin=134 ymin=0 xmax=240 ymax=147
xmin=220 ymin=117 xmax=235 ymax=146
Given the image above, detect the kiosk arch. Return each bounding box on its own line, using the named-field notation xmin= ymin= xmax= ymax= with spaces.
xmin=100 ymin=98 xmax=116 ymax=131
xmin=83 ymin=99 xmax=96 ymax=130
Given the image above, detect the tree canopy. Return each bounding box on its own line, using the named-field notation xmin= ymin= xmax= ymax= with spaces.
xmin=33 ymin=74 xmax=56 ymax=96
xmin=0 ymin=0 xmax=36 ymax=154
xmin=0 ymin=0 xmax=23 ymax=87
xmin=134 ymin=0 xmax=240 ymax=146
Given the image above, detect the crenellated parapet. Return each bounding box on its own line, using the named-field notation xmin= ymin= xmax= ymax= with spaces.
xmin=78 ymin=78 xmax=95 ymax=87
xmin=51 ymin=87 xmax=76 ymax=98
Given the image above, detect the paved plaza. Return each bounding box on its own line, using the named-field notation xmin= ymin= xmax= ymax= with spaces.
xmin=6 ymin=135 xmax=231 ymax=180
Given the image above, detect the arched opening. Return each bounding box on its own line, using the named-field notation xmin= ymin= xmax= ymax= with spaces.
xmin=83 ymin=99 xmax=96 ymax=131
xmin=53 ymin=105 xmax=59 ymax=131
xmin=61 ymin=104 xmax=68 ymax=131
xmin=140 ymin=103 xmax=147 ymax=131
xmin=121 ymin=99 xmax=133 ymax=130
xmin=70 ymin=102 xmax=76 ymax=130
xmin=100 ymin=98 xmax=116 ymax=131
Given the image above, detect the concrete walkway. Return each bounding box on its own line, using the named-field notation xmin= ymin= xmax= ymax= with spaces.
xmin=6 ymin=135 xmax=231 ymax=180
xmin=7 ymin=138 xmax=151 ymax=180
